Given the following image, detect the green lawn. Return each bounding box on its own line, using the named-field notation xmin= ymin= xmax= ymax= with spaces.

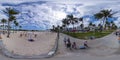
xmin=63 ymin=30 xmax=115 ymax=40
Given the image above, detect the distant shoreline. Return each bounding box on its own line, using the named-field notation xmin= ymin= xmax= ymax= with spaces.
xmin=0 ymin=29 xmax=51 ymax=32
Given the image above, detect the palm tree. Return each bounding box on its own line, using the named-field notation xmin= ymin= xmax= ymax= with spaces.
xmin=98 ymin=24 xmax=102 ymax=32
xmin=15 ymin=22 xmax=19 ymax=32
xmin=112 ymin=23 xmax=117 ymax=29
xmin=79 ymin=17 xmax=83 ymax=24
xmin=52 ymin=25 xmax=55 ymax=31
xmin=13 ymin=20 xmax=17 ymax=33
xmin=19 ymin=26 xmax=22 ymax=30
xmin=14 ymin=21 xmax=19 ymax=29
xmin=92 ymin=24 xmax=96 ymax=28
xmin=105 ymin=21 xmax=110 ymax=30
xmin=111 ymin=21 xmax=117 ymax=29
xmin=60 ymin=26 xmax=63 ymax=32
xmin=67 ymin=14 xmax=78 ymax=30
xmin=111 ymin=21 xmax=114 ymax=29
xmin=1 ymin=18 xmax=7 ymax=34
xmin=89 ymin=22 xmax=93 ymax=26
xmin=3 ymin=7 xmax=19 ymax=37
xmin=94 ymin=9 xmax=115 ymax=30
xmin=62 ymin=24 xmax=65 ymax=28
xmin=79 ymin=17 xmax=84 ymax=30
xmin=80 ymin=24 xmax=84 ymax=31
xmin=62 ymin=18 xmax=70 ymax=31
xmin=88 ymin=22 xmax=94 ymax=31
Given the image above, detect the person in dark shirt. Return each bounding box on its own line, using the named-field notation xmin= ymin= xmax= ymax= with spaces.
xmin=66 ymin=38 xmax=72 ymax=50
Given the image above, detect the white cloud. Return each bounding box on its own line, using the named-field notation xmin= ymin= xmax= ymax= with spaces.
xmin=0 ymin=0 xmax=120 ymax=30
xmin=114 ymin=17 xmax=120 ymax=27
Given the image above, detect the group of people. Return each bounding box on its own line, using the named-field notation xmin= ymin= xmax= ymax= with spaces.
xmin=115 ymin=31 xmax=120 ymax=43
xmin=115 ymin=31 xmax=120 ymax=36
xmin=19 ymin=32 xmax=37 ymax=38
xmin=64 ymin=37 xmax=77 ymax=50
xmin=64 ymin=37 xmax=89 ymax=50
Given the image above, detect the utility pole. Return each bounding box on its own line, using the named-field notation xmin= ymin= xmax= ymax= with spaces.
xmin=57 ymin=25 xmax=60 ymax=39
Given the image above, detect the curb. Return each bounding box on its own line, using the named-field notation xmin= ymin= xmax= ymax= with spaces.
xmin=47 ymin=35 xmax=59 ymax=58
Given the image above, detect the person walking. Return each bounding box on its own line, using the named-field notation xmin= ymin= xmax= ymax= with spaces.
xmin=66 ymin=38 xmax=72 ymax=50
xmin=64 ymin=37 xmax=67 ymax=47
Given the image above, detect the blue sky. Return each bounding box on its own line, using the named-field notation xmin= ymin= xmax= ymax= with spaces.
xmin=0 ymin=0 xmax=120 ymax=30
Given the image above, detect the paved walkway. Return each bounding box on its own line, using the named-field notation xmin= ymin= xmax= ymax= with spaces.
xmin=55 ymin=33 xmax=120 ymax=57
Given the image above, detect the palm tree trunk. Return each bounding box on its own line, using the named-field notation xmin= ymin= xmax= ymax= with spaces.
xmin=16 ymin=26 xmax=17 ymax=33
xmin=82 ymin=21 xmax=83 ymax=25
xmin=103 ymin=20 xmax=105 ymax=30
xmin=105 ymin=18 xmax=107 ymax=30
xmin=13 ymin=26 xmax=15 ymax=33
xmin=67 ymin=25 xmax=69 ymax=32
xmin=14 ymin=26 xmax=16 ymax=33
xmin=7 ymin=20 xmax=10 ymax=38
xmin=73 ymin=24 xmax=74 ymax=31
xmin=103 ymin=18 xmax=105 ymax=30
xmin=65 ymin=25 xmax=67 ymax=31
xmin=82 ymin=21 xmax=84 ymax=30
xmin=3 ymin=23 xmax=5 ymax=34
xmin=100 ymin=20 xmax=102 ymax=25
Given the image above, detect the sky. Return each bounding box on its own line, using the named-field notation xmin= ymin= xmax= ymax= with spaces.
xmin=0 ymin=0 xmax=120 ymax=30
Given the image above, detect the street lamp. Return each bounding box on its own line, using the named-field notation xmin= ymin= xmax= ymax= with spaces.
xmin=57 ymin=25 xmax=60 ymax=39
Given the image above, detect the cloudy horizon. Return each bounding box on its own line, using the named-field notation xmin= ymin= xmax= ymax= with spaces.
xmin=0 ymin=0 xmax=120 ymax=30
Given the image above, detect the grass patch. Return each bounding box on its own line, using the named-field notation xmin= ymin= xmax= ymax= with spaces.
xmin=63 ymin=30 xmax=115 ymax=40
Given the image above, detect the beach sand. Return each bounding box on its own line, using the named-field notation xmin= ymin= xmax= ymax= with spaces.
xmin=1 ymin=31 xmax=57 ymax=56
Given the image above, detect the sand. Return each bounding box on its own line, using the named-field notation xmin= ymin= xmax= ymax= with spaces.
xmin=1 ymin=31 xmax=57 ymax=56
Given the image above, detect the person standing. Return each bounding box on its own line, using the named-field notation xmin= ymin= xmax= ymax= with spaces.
xmin=20 ymin=33 xmax=22 ymax=37
xmin=64 ymin=37 xmax=67 ymax=47
xmin=67 ymin=38 xmax=71 ymax=50
xmin=34 ymin=34 xmax=37 ymax=38
xmin=115 ymin=31 xmax=118 ymax=36
xmin=118 ymin=36 xmax=120 ymax=44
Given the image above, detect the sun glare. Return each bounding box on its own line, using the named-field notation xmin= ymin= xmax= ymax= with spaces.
xmin=53 ymin=11 xmax=66 ymax=20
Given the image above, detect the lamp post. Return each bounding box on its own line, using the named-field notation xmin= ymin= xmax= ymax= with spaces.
xmin=57 ymin=25 xmax=60 ymax=39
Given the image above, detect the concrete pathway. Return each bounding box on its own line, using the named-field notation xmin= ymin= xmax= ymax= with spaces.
xmin=55 ymin=33 xmax=120 ymax=57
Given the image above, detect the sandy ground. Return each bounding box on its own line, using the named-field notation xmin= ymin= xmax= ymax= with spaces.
xmin=1 ymin=31 xmax=57 ymax=56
